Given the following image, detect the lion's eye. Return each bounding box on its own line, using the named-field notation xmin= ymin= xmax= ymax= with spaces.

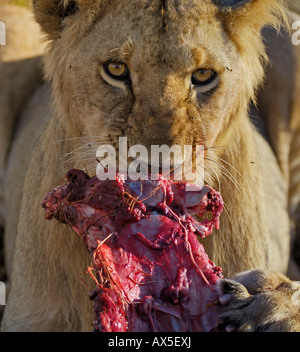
xmin=104 ymin=62 xmax=129 ymax=79
xmin=192 ymin=68 xmax=216 ymax=85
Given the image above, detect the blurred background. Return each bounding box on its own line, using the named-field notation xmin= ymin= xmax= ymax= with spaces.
xmin=0 ymin=0 xmax=31 ymax=6
xmin=288 ymin=1 xmax=300 ymax=13
xmin=0 ymin=1 xmax=31 ymax=6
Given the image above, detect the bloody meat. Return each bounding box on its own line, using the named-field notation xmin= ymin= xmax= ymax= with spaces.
xmin=42 ymin=169 xmax=224 ymax=332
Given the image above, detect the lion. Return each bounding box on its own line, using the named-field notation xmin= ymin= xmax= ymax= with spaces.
xmin=1 ymin=0 xmax=300 ymax=331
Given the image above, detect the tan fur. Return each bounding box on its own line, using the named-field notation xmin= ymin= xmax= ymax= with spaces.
xmin=218 ymin=269 xmax=300 ymax=331
xmin=0 ymin=5 xmax=45 ymax=228
xmin=1 ymin=0 xmax=300 ymax=331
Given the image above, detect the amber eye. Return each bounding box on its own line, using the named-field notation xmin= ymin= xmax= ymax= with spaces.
xmin=104 ymin=62 xmax=128 ymax=79
xmin=192 ymin=68 xmax=216 ymax=85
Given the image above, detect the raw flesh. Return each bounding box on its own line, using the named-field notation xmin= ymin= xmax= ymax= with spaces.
xmin=42 ymin=169 xmax=224 ymax=332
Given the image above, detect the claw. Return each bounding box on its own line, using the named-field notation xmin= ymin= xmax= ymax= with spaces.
xmin=225 ymin=325 xmax=236 ymax=332
xmin=219 ymin=294 xmax=232 ymax=305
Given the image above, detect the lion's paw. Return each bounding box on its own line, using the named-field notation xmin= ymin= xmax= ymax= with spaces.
xmin=217 ymin=269 xmax=300 ymax=332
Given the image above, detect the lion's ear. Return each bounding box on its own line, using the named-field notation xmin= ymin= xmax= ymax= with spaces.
xmin=32 ymin=0 xmax=79 ymax=39
xmin=212 ymin=0 xmax=251 ymax=9
xmin=213 ymin=0 xmax=287 ymax=49
xmin=215 ymin=0 xmax=286 ymax=28
xmin=33 ymin=0 xmax=98 ymax=40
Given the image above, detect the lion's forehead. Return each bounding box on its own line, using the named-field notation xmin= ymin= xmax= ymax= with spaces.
xmin=84 ymin=0 xmax=226 ymax=71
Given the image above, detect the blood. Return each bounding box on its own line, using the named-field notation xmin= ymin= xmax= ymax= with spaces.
xmin=42 ymin=169 xmax=224 ymax=332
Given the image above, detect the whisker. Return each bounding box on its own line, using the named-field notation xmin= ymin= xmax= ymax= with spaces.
xmin=220 ymin=202 xmax=232 ymax=227
xmin=61 ymin=146 xmax=97 ymax=157
xmin=214 ymin=155 xmax=249 ymax=187
xmin=49 ymin=136 xmax=111 ymax=146
xmin=62 ymin=150 xmax=97 ymax=165
xmin=75 ymin=153 xmax=95 ymax=169
xmin=202 ymin=167 xmax=215 ymax=190
xmin=60 ymin=144 xmax=97 ymax=160
xmin=216 ymin=164 xmax=242 ymax=193
xmin=59 ymin=138 xmax=115 ymax=165
xmin=204 ymin=146 xmax=225 ymax=153
xmin=204 ymin=161 xmax=233 ymax=226
xmin=205 ymin=157 xmax=243 ymax=193
xmin=206 ymin=161 xmax=235 ymax=193
xmin=204 ymin=163 xmax=221 ymax=193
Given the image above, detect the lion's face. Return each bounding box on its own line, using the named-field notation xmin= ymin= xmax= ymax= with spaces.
xmin=38 ymin=0 xmax=283 ymax=175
